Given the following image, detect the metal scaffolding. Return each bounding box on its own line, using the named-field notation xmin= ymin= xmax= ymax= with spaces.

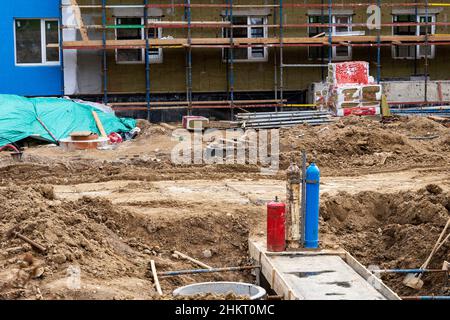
xmin=60 ymin=1 xmax=450 ymax=120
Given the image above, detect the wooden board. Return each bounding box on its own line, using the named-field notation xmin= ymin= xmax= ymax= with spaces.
xmin=63 ymin=34 xmax=450 ymax=49
xmin=70 ymin=0 xmax=89 ymax=41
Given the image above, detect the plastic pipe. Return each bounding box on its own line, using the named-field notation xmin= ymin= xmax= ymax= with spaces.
xmin=402 ymin=296 xmax=450 ymax=300
xmin=371 ymin=268 xmax=448 ymax=274
xmin=0 ymin=144 xmax=20 ymax=153
xmin=304 ymin=163 xmax=320 ymax=249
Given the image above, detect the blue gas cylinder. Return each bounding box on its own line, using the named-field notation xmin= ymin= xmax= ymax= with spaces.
xmin=304 ymin=163 xmax=320 ymax=249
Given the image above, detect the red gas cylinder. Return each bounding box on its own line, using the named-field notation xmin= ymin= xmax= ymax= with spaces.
xmin=267 ymin=198 xmax=286 ymax=252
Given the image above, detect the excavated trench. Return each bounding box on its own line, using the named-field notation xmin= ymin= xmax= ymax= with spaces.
xmin=0 ymin=183 xmax=255 ymax=300
xmin=321 ymin=184 xmax=450 ymax=296
xmin=1 ymin=174 xmax=449 ymax=299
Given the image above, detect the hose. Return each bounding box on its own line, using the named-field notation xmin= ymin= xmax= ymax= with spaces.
xmin=0 ymin=144 xmax=20 ymax=153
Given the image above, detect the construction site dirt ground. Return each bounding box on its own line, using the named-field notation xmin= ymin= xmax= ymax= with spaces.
xmin=0 ymin=116 xmax=449 ymax=300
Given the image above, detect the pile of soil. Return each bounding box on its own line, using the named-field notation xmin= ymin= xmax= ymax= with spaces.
xmin=0 ymin=185 xmax=252 ymax=300
xmin=280 ymin=116 xmax=450 ymax=174
xmin=321 ymin=184 xmax=450 ymax=296
xmin=136 ymin=119 xmax=175 ymax=139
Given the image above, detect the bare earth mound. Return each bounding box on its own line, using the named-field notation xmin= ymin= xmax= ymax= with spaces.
xmin=0 ymin=185 xmax=252 ymax=300
xmin=280 ymin=116 xmax=450 ymax=174
xmin=321 ymin=185 xmax=450 ymax=296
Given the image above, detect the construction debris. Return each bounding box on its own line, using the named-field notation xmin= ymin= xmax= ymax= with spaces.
xmin=173 ymin=251 xmax=212 ymax=270
xmin=5 ymin=229 xmax=47 ymax=254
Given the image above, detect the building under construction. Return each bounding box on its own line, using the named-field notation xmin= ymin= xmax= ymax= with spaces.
xmin=62 ymin=0 xmax=450 ymax=117
xmin=1 ymin=1 xmax=450 ymax=119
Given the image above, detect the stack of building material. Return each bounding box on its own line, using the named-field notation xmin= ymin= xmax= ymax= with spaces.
xmin=322 ymin=62 xmax=382 ymax=117
xmin=182 ymin=116 xmax=210 ymax=131
xmin=236 ymin=110 xmax=334 ymax=129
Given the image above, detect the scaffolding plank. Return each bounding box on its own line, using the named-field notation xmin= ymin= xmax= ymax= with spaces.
xmin=63 ymin=34 xmax=450 ymax=49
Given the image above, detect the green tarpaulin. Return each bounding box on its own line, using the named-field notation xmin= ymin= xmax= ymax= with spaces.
xmin=0 ymin=95 xmax=137 ymax=147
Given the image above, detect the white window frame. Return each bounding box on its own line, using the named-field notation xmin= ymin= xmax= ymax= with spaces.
xmin=115 ymin=17 xmax=163 ymax=64
xmin=307 ymin=14 xmax=353 ymax=61
xmin=392 ymin=14 xmax=436 ymax=59
xmin=332 ymin=15 xmax=353 ymax=61
xmin=417 ymin=14 xmax=436 ymax=59
xmin=222 ymin=16 xmax=269 ymax=63
xmin=14 ymin=19 xmax=60 ymax=67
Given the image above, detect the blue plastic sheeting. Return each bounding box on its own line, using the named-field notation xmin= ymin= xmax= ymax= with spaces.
xmin=0 ymin=95 xmax=137 ymax=147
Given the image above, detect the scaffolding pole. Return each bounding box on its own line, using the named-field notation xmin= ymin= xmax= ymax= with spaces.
xmin=144 ymin=0 xmax=151 ymax=121
xmin=273 ymin=0 xmax=278 ymax=112
xmin=101 ymin=0 xmax=108 ymax=104
xmin=59 ymin=0 xmax=65 ymax=97
xmin=279 ymin=0 xmax=284 ymax=111
xmin=321 ymin=0 xmax=325 ymax=80
xmin=185 ymin=0 xmax=193 ymax=116
xmin=377 ymin=0 xmax=381 ymax=84
xmin=328 ymin=0 xmax=332 ymax=63
xmin=63 ymin=21 xmax=450 ymax=30
xmin=63 ymin=3 xmax=450 ymax=9
xmin=227 ymin=0 xmax=235 ymax=120
xmin=425 ymin=0 xmax=430 ymax=106
xmin=278 ymin=0 xmax=284 ymax=111
xmin=415 ymin=0 xmax=419 ymax=75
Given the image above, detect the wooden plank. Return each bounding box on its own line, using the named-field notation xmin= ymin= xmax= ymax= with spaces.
xmin=63 ymin=34 xmax=450 ymax=49
xmin=173 ymin=251 xmax=213 ymax=270
xmin=70 ymin=0 xmax=89 ymax=41
xmin=343 ymin=252 xmax=401 ymax=300
xmin=249 ymin=241 xmax=303 ymax=300
xmin=91 ymin=111 xmax=107 ymax=137
xmin=150 ymin=260 xmax=163 ymax=296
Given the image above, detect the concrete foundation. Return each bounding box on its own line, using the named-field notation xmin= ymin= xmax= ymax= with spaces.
xmin=249 ymin=241 xmax=400 ymax=300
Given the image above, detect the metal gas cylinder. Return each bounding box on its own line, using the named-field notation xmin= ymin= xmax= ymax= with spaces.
xmin=305 ymin=163 xmax=320 ymax=249
xmin=267 ymin=197 xmax=286 ymax=252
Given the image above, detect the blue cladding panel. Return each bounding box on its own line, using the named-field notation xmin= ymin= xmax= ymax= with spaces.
xmin=0 ymin=1 xmax=62 ymax=96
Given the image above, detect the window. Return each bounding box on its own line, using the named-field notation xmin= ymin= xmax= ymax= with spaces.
xmin=15 ymin=19 xmax=60 ymax=65
xmin=308 ymin=15 xmax=352 ymax=61
xmin=393 ymin=14 xmax=436 ymax=59
xmin=223 ymin=16 xmax=268 ymax=62
xmin=115 ymin=17 xmax=163 ymax=64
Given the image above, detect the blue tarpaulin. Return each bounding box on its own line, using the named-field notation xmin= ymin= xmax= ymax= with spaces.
xmin=0 ymin=95 xmax=137 ymax=146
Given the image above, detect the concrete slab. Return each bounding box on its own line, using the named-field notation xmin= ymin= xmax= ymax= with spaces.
xmin=249 ymin=241 xmax=400 ymax=300
xmin=271 ymin=255 xmax=385 ymax=300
